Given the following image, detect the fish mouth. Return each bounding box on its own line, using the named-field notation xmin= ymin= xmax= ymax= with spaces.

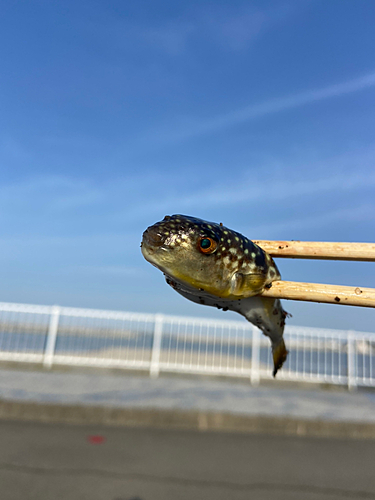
xmin=141 ymin=226 xmax=167 ymax=251
xmin=141 ymin=224 xmax=168 ymax=252
xmin=141 ymin=226 xmax=170 ymax=268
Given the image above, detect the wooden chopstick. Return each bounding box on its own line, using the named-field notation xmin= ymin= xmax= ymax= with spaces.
xmin=260 ymin=281 xmax=375 ymax=308
xmin=253 ymin=241 xmax=375 ymax=261
xmin=253 ymin=241 xmax=375 ymax=307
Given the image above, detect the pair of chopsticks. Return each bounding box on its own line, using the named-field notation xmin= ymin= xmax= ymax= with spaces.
xmin=254 ymin=241 xmax=375 ymax=308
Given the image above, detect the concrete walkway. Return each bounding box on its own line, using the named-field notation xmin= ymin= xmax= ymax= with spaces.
xmin=0 ymin=366 xmax=374 ymax=431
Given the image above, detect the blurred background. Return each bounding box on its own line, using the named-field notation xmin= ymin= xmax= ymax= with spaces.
xmin=1 ymin=0 xmax=374 ymax=331
xmin=1 ymin=5 xmax=375 ymax=498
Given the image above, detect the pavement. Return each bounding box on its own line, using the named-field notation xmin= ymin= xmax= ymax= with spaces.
xmin=1 ymin=419 xmax=375 ymax=500
xmin=1 ymin=366 xmax=375 ymax=499
xmin=0 ymin=365 xmax=375 ymax=438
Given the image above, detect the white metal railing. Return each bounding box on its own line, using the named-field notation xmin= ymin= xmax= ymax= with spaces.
xmin=0 ymin=301 xmax=374 ymax=389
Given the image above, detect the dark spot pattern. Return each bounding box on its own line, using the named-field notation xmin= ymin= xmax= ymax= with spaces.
xmin=255 ymin=251 xmax=266 ymax=269
xmin=144 ymin=214 xmax=282 ymax=285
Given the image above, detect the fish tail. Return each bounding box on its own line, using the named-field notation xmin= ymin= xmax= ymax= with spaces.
xmin=272 ymin=338 xmax=288 ymax=377
xmin=238 ymin=296 xmax=289 ymax=376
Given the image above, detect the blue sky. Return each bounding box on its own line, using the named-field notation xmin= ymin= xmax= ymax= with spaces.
xmin=1 ymin=0 xmax=374 ymax=332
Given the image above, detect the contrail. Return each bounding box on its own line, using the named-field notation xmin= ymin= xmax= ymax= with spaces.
xmin=159 ymin=71 xmax=375 ymax=142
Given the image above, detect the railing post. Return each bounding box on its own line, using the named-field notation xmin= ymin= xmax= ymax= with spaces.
xmin=250 ymin=326 xmax=261 ymax=386
xmin=150 ymin=314 xmax=163 ymax=378
xmin=43 ymin=306 xmax=60 ymax=369
xmin=347 ymin=330 xmax=357 ymax=391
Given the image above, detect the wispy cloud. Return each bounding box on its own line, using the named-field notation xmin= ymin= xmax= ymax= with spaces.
xmin=2 ymin=148 xmax=374 ymax=235
xmin=150 ymin=71 xmax=375 ymax=143
xmin=247 ymin=203 xmax=375 ymax=236
xmin=175 ymin=171 xmax=375 ymax=210
xmin=131 ymin=155 xmax=375 ymax=216
xmin=105 ymin=3 xmax=293 ymax=56
xmin=197 ymin=4 xmax=293 ymax=51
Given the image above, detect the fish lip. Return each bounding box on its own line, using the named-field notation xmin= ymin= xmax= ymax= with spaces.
xmin=141 ymin=239 xmax=169 ymax=266
xmin=140 ymin=241 xmax=154 ymax=258
xmin=142 ymin=244 xmax=168 ymax=257
xmin=141 ymin=244 xmax=171 ymax=276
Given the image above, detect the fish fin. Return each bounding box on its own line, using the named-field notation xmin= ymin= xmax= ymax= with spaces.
xmin=272 ymin=339 xmax=288 ymax=377
xmin=230 ymin=272 xmax=267 ymax=297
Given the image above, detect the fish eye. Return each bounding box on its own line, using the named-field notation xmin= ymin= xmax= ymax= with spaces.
xmin=198 ymin=237 xmax=217 ymax=254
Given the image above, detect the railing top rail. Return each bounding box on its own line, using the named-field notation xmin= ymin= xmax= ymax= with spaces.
xmin=0 ymin=302 xmax=156 ymax=322
xmin=0 ymin=302 xmax=54 ymax=315
xmin=0 ymin=302 xmax=255 ymax=329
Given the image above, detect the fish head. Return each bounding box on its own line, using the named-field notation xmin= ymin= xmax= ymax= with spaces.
xmin=141 ymin=215 xmax=280 ymax=299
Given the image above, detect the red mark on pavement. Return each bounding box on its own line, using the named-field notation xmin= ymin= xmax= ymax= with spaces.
xmin=87 ymin=435 xmax=106 ymax=444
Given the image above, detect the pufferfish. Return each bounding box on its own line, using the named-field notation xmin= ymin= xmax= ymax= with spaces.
xmin=141 ymin=215 xmax=288 ymax=376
